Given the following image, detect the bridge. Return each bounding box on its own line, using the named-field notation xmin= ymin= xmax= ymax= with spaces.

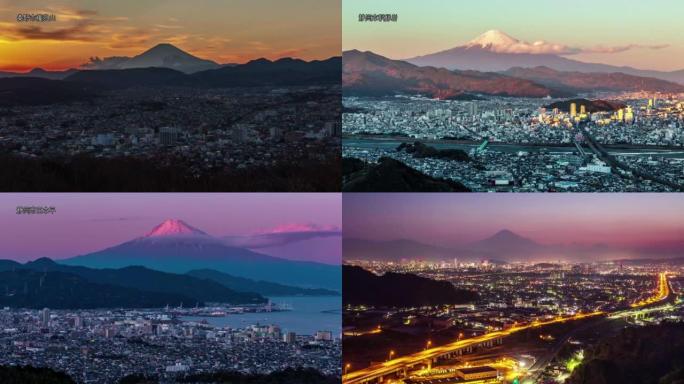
xmin=343 ymin=272 xmax=671 ymax=384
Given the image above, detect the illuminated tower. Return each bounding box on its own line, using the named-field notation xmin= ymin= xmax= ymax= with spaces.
xmin=617 ymin=108 xmax=624 ymax=122
xmin=624 ymin=106 xmax=634 ymax=123
xmin=570 ymin=103 xmax=577 ymax=117
xmin=580 ymin=105 xmax=586 ymax=115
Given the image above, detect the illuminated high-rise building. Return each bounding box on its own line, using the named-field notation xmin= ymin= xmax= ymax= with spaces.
xmin=624 ymin=106 xmax=634 ymax=123
xmin=617 ymin=108 xmax=624 ymax=122
xmin=570 ymin=103 xmax=577 ymax=117
xmin=580 ymin=105 xmax=586 ymax=115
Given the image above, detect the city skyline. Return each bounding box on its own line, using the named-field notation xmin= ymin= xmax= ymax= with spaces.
xmin=0 ymin=0 xmax=341 ymax=71
xmin=343 ymin=0 xmax=684 ymax=71
xmin=343 ymin=194 xmax=684 ymax=251
xmin=0 ymin=193 xmax=341 ymax=263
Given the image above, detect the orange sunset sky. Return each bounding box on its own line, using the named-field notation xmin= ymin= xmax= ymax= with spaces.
xmin=0 ymin=0 xmax=341 ymax=72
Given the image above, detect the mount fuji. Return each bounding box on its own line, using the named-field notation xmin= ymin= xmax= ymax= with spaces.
xmin=85 ymin=43 xmax=221 ymax=73
xmin=60 ymin=219 xmax=340 ymax=290
xmin=406 ymin=30 xmax=684 ymax=84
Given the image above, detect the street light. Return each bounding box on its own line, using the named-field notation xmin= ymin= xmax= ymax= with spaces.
xmin=388 ymin=350 xmax=395 ymax=361
xmin=345 ymin=363 xmax=351 ymax=375
xmin=426 ymin=340 xmax=432 ymax=350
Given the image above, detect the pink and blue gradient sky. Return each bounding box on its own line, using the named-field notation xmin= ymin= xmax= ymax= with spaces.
xmin=343 ymin=194 xmax=684 ymax=250
xmin=0 ymin=193 xmax=341 ymax=264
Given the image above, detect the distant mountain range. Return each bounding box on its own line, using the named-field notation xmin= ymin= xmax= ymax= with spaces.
xmin=60 ymin=219 xmax=341 ymax=290
xmin=0 ymin=68 xmax=77 ymax=80
xmin=0 ymin=43 xmax=341 ymax=105
xmin=343 ymin=49 xmax=563 ymax=98
xmin=406 ymin=30 xmax=684 ymax=85
xmin=501 ymin=66 xmax=684 ymax=94
xmin=344 ymin=229 xmax=684 ymax=263
xmin=343 ymin=237 xmax=458 ymax=261
xmin=342 ymin=49 xmax=684 ymax=99
xmin=65 ymin=56 xmax=340 ymax=89
xmin=192 ymin=57 xmax=341 ymax=87
xmin=0 ymin=252 xmax=336 ymax=309
xmin=0 ymin=269 xmax=194 ymax=309
xmin=85 ymin=43 xmax=221 ymax=73
xmin=0 ymin=257 xmax=266 ymax=308
xmin=187 ymin=269 xmax=338 ymax=296
xmin=343 ymin=265 xmax=478 ymax=307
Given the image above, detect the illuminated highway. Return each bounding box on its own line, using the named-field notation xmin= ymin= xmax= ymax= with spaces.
xmin=630 ymin=272 xmax=669 ymax=307
xmin=343 ymin=272 xmax=671 ymax=384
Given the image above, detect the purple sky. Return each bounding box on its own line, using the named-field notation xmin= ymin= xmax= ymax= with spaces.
xmin=0 ymin=193 xmax=341 ymax=264
xmin=343 ymin=193 xmax=684 ymax=248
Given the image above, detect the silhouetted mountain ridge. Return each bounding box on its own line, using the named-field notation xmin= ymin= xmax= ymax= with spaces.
xmin=502 ymin=66 xmax=684 ymax=93
xmin=1 ymin=257 xmax=266 ymax=305
xmin=0 ymin=269 xmax=194 ymax=309
xmin=342 ymin=50 xmax=566 ymax=98
xmin=187 ymin=269 xmax=339 ymax=296
xmin=343 ymin=265 xmax=478 ymax=307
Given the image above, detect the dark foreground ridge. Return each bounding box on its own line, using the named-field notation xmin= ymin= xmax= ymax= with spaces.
xmin=0 ymin=365 xmax=75 ymax=384
xmin=0 ymin=366 xmax=337 ymax=384
xmin=0 ymin=154 xmax=341 ymax=192
xmin=343 ymin=265 xmax=479 ymax=307
xmin=567 ymin=323 xmax=684 ymax=384
xmin=177 ymin=367 xmax=339 ymax=384
xmin=343 ymin=157 xmax=470 ymax=192
xmin=397 ymin=141 xmax=471 ymax=162
xmin=0 ymin=258 xmax=266 ymax=308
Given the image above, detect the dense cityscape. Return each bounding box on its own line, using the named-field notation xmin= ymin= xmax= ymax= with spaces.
xmin=344 ymin=260 xmax=683 ymax=384
xmin=1 ymin=84 xmax=341 ymax=191
xmin=342 ymin=194 xmax=684 ymax=384
xmin=0 ymin=303 xmax=340 ymax=383
xmin=343 ymin=93 xmax=684 ymax=192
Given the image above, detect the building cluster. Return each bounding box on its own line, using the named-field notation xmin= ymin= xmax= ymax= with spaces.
xmin=0 ymin=85 xmax=341 ymax=174
xmin=344 ymin=260 xmax=684 ymax=384
xmin=343 ymin=94 xmax=684 ymax=145
xmin=0 ymin=307 xmax=340 ymax=383
xmin=343 ymin=94 xmax=684 ymax=191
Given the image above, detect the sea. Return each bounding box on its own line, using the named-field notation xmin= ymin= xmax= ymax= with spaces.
xmin=181 ymin=295 xmax=341 ymax=336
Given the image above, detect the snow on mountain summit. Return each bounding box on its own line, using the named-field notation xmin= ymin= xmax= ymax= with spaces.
xmin=466 ymin=30 xmax=520 ymax=49
xmin=144 ymin=219 xmax=208 ymax=238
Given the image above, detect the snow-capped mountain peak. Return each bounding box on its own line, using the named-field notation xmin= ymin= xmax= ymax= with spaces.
xmin=144 ymin=219 xmax=208 ymax=238
xmin=466 ymin=29 xmax=520 ymax=49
